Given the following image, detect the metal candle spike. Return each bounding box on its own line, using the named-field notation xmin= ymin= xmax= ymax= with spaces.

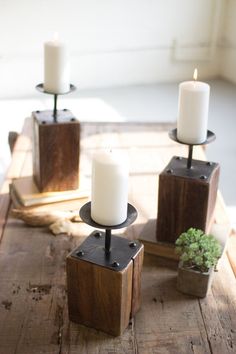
xmin=168 ymin=128 xmax=216 ymax=170
xmin=105 ymin=229 xmax=111 ymax=253
xmin=187 ymin=145 xmax=193 ymax=169
xmin=53 ymin=94 xmax=58 ymax=122
xmin=35 ymin=83 xmax=76 ymax=123
xmin=79 ymin=201 xmax=138 ymax=268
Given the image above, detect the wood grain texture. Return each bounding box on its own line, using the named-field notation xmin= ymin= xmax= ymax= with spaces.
xmin=198 ymin=253 xmax=236 ymax=353
xmin=32 ymin=111 xmax=80 ymax=192
xmin=156 ymin=157 xmax=220 ymax=244
xmin=0 ymin=118 xmax=32 ymax=243
xmin=131 ymin=244 xmax=144 ymax=317
xmin=66 ymin=255 xmax=133 ymax=336
xmin=0 ymin=120 xmax=234 ymax=353
xmin=227 ymin=231 xmax=236 ymax=278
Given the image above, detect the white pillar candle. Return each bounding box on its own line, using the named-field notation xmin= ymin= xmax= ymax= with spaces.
xmin=44 ymin=33 xmax=70 ymax=94
xmin=177 ymin=69 xmax=210 ymax=144
xmin=91 ymin=150 xmax=129 ymax=226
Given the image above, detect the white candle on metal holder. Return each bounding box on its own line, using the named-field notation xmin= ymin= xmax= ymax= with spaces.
xmin=44 ymin=33 xmax=70 ymax=94
xmin=91 ymin=150 xmax=129 ymax=226
xmin=177 ymin=69 xmax=210 ymax=144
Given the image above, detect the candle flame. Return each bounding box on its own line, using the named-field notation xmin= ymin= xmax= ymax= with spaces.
xmin=193 ymin=68 xmax=198 ymax=81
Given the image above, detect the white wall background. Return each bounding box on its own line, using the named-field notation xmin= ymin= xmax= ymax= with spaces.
xmin=221 ymin=0 xmax=236 ymax=83
xmin=0 ymin=0 xmax=227 ymax=98
xmin=1 ymin=0 xmax=236 ymax=223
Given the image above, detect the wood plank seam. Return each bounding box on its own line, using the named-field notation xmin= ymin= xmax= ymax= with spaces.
xmin=198 ymin=299 xmax=214 ymax=354
xmin=0 ymin=119 xmax=32 ymax=243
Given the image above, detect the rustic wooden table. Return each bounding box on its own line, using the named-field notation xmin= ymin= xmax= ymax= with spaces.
xmin=0 ymin=118 xmax=235 ymax=354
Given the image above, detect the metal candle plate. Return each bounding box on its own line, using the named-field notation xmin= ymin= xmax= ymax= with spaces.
xmin=79 ymin=202 xmax=138 ymax=230
xmin=35 ymin=83 xmax=76 ymax=95
xmin=168 ymin=129 xmax=216 ymax=146
xmin=169 ymin=129 xmax=216 ymax=169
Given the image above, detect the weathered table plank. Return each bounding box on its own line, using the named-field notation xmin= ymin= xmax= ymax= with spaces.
xmin=0 ymin=120 xmax=235 ymax=354
xmin=0 ymin=118 xmax=32 ymax=243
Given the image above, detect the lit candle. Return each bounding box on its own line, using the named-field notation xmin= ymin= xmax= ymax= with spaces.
xmin=91 ymin=150 xmax=129 ymax=226
xmin=44 ymin=33 xmax=70 ymax=94
xmin=177 ymin=69 xmax=210 ymax=144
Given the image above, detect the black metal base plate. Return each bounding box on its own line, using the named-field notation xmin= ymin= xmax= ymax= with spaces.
xmin=163 ymin=156 xmax=219 ymax=181
xmin=70 ymin=231 xmax=142 ymax=271
xmin=32 ymin=110 xmax=78 ymax=124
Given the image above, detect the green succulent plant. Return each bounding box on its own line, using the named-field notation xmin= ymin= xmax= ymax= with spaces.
xmin=175 ymin=228 xmax=222 ymax=273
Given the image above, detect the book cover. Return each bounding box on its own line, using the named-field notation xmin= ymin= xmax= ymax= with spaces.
xmin=11 ymin=176 xmax=90 ymax=207
xmin=10 ymin=185 xmax=88 ymax=212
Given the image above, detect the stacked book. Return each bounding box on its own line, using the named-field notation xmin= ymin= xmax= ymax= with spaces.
xmin=10 ymin=175 xmax=90 ymax=212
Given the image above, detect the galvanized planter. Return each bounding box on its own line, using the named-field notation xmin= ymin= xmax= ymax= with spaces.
xmin=177 ymin=261 xmax=214 ymax=298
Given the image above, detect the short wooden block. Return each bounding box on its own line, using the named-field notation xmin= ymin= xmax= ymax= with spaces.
xmin=156 ymin=156 xmax=220 ymax=244
xmin=66 ymin=232 xmax=144 ymax=336
xmin=32 ymin=110 xmax=80 ymax=192
xmin=139 ymin=219 xmax=179 ymax=260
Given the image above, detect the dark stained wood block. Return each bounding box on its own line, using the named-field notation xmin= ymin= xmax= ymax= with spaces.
xmin=66 ymin=233 xmax=144 ymax=336
xmin=156 ymin=156 xmax=220 ymax=244
xmin=130 ymin=247 xmax=143 ymax=317
xmin=32 ymin=110 xmax=80 ymax=192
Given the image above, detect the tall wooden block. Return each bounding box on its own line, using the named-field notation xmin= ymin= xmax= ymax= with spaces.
xmin=66 ymin=232 xmax=144 ymax=336
xmin=32 ymin=110 xmax=80 ymax=192
xmin=156 ymin=156 xmax=220 ymax=244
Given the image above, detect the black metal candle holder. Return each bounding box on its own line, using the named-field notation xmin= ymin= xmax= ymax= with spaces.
xmin=36 ymin=83 xmax=76 ymax=123
xmin=168 ymin=129 xmax=216 ymax=169
xmin=138 ymin=126 xmax=220 ymax=257
xmin=67 ymin=201 xmax=144 ymax=336
xmin=73 ymin=201 xmax=141 ymax=271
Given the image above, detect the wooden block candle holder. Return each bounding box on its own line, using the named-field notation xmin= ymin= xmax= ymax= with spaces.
xmin=156 ymin=129 xmax=219 ymax=244
xmin=32 ymin=109 xmax=80 ymax=192
xmin=139 ymin=129 xmax=220 ymax=259
xmin=66 ymin=202 xmax=144 ymax=336
xmin=156 ymin=155 xmax=220 ymax=244
xmin=32 ymin=83 xmax=80 ymax=192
